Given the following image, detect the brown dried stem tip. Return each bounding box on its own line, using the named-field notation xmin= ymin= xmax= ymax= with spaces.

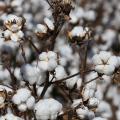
xmin=47 ymin=0 xmax=73 ymax=22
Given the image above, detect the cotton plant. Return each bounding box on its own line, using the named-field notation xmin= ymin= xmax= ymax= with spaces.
xmin=0 ymin=0 xmax=120 ymax=119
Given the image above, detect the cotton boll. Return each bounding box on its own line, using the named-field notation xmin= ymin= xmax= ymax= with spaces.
xmin=70 ymin=13 xmax=78 ymax=24
xmin=38 ymin=61 xmax=48 ymax=71
xmin=55 ymin=65 xmax=67 ymax=80
xmin=92 ymin=54 xmax=102 ymax=65
xmin=26 ymin=96 xmax=35 ymax=109
xmin=12 ymin=94 xmax=21 ymax=105
xmin=34 ymin=98 xmax=63 ymax=120
xmin=95 ymin=88 xmax=103 ymax=100
xmin=82 ymin=88 xmax=95 ymax=101
xmin=66 ymin=77 xmax=77 ymax=89
xmin=18 ymin=104 xmax=27 ymax=112
xmin=59 ymin=45 xmax=73 ymax=60
xmin=88 ymin=111 xmax=95 ymax=119
xmin=88 ymin=97 xmax=99 ymax=109
xmin=39 ymin=52 xmax=48 ymax=61
xmin=36 ymin=24 xmax=47 ymax=34
xmin=76 ymin=107 xmax=89 ymax=119
xmin=20 ymin=64 xmax=40 ymax=85
xmin=84 ymin=10 xmax=96 ymax=21
xmin=95 ymin=65 xmax=104 ymax=74
xmin=4 ymin=30 xmax=11 ymax=38
xmin=96 ymin=101 xmax=112 ymax=118
xmin=44 ymin=18 xmax=54 ymax=30
xmin=99 ymin=51 xmax=111 ymax=63
xmin=69 ymin=26 xmax=86 ymax=38
xmin=59 ymin=57 xmax=67 ymax=66
xmin=16 ymin=88 xmax=31 ymax=102
xmin=108 ymin=56 xmax=118 ymax=68
xmin=103 ymin=65 xmax=115 ymax=75
xmin=47 ymin=59 xmax=57 ymax=71
xmin=47 ymin=51 xmax=57 ymax=60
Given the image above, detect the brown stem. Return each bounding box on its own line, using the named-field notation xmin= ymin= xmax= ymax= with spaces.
xmin=81 ymin=41 xmax=89 ymax=83
xmin=40 ymin=71 xmax=50 ymax=99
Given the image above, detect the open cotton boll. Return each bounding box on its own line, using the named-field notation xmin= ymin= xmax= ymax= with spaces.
xmin=95 ymin=65 xmax=105 ymax=74
xmin=20 ymin=64 xmax=40 ymax=85
xmin=47 ymin=59 xmax=58 ymax=71
xmin=107 ymin=56 xmax=119 ymax=68
xmin=76 ymin=107 xmax=89 ymax=120
xmin=38 ymin=61 xmax=48 ymax=71
xmin=26 ymin=96 xmax=35 ymax=109
xmin=34 ymin=98 xmax=63 ymax=120
xmin=103 ymin=65 xmax=115 ymax=75
xmin=12 ymin=88 xmax=31 ymax=103
xmin=18 ymin=103 xmax=27 ymax=112
xmin=59 ymin=45 xmax=73 ymax=60
xmin=82 ymin=88 xmax=95 ymax=101
xmin=18 ymin=90 xmax=31 ymax=102
xmin=99 ymin=51 xmax=111 ymax=63
xmin=92 ymin=54 xmax=102 ymax=65
xmin=39 ymin=52 xmax=48 ymax=61
xmin=47 ymin=51 xmax=57 ymax=60
xmin=84 ymin=10 xmax=96 ymax=21
xmin=92 ymin=51 xmax=118 ymax=75
xmin=38 ymin=51 xmax=58 ymax=72
xmin=36 ymin=24 xmax=47 ymax=33
xmin=88 ymin=111 xmax=95 ymax=119
xmin=88 ymin=97 xmax=99 ymax=109
xmin=66 ymin=77 xmax=78 ymax=89
xmin=55 ymin=65 xmax=67 ymax=80
xmin=96 ymin=101 xmax=112 ymax=118
xmin=44 ymin=17 xmax=54 ymax=30
xmin=12 ymin=94 xmax=21 ymax=105
xmin=70 ymin=26 xmax=86 ymax=38
xmin=59 ymin=57 xmax=67 ymax=66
